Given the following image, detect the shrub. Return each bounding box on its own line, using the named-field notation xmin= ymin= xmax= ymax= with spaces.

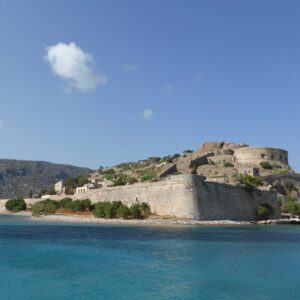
xmin=93 ymin=201 xmax=151 ymax=219
xmin=93 ymin=202 xmax=109 ymax=218
xmin=239 ymin=174 xmax=263 ymax=188
xmin=257 ymin=203 xmax=274 ymax=219
xmin=31 ymin=199 xmax=59 ymax=216
xmin=283 ymin=197 xmax=300 ymax=215
xmin=140 ymin=169 xmax=156 ymax=182
xmin=5 ymin=198 xmax=27 ymax=213
xmin=76 ymin=175 xmax=88 ymax=187
xmin=65 ymin=199 xmax=92 ymax=212
xmin=116 ymin=204 xmax=131 ymax=219
xmin=130 ymin=202 xmax=142 ymax=219
xmin=31 ymin=202 xmax=46 ymax=216
xmin=260 ymin=161 xmax=273 ymax=170
xmin=224 ymin=162 xmax=234 ymax=168
xmin=68 ymin=200 xmax=86 ymax=212
xmin=81 ymin=199 xmax=92 ymax=210
xmin=59 ymin=197 xmax=73 ymax=208
xmin=140 ymin=202 xmax=151 ymax=216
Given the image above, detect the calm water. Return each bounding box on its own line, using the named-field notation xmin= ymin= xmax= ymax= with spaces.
xmin=0 ymin=215 xmax=300 ymax=300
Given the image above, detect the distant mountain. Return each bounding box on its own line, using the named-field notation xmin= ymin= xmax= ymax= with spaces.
xmin=0 ymin=159 xmax=91 ymax=199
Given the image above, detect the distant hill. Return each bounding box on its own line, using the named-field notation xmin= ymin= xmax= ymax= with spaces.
xmin=0 ymin=159 xmax=91 ymax=199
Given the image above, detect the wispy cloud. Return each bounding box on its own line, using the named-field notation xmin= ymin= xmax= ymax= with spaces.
xmin=164 ymin=83 xmax=175 ymax=94
xmin=123 ymin=63 xmax=138 ymax=72
xmin=45 ymin=42 xmax=107 ymax=92
xmin=142 ymin=109 xmax=153 ymax=120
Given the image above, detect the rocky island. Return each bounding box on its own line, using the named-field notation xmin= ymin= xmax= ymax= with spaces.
xmin=1 ymin=141 xmax=299 ymax=223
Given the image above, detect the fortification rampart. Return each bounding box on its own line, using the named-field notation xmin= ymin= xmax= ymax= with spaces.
xmin=234 ymin=147 xmax=288 ymax=167
xmin=0 ymin=175 xmax=281 ymax=221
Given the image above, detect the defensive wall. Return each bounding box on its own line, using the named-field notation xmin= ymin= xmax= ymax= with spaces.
xmin=0 ymin=175 xmax=280 ymax=221
xmin=234 ymin=147 xmax=289 ymax=167
xmin=0 ymin=175 xmax=281 ymax=221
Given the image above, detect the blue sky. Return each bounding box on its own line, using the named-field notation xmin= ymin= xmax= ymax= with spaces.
xmin=0 ymin=0 xmax=299 ymax=170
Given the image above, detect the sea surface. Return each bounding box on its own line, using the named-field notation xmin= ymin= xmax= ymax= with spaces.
xmin=0 ymin=215 xmax=300 ymax=300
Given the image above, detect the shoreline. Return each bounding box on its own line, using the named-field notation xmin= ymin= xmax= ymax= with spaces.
xmin=30 ymin=214 xmax=252 ymax=226
xmin=1 ymin=211 xmax=299 ymax=226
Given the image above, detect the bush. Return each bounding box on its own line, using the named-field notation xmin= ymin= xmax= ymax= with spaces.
xmin=283 ymin=197 xmax=300 ymax=215
xmin=5 ymin=198 xmax=27 ymax=213
xmin=257 ymin=203 xmax=274 ymax=219
xmin=140 ymin=169 xmax=156 ymax=182
xmin=31 ymin=199 xmax=59 ymax=216
xmin=93 ymin=201 xmax=151 ymax=219
xmin=224 ymin=162 xmax=234 ymax=168
xmin=59 ymin=197 xmax=73 ymax=208
xmin=130 ymin=202 xmax=142 ymax=219
xmin=260 ymin=161 xmax=273 ymax=170
xmin=140 ymin=202 xmax=151 ymax=215
xmin=239 ymin=174 xmax=263 ymax=188
xmin=63 ymin=198 xmax=92 ymax=212
xmin=116 ymin=204 xmax=131 ymax=219
xmin=93 ymin=202 xmax=109 ymax=218
xmin=68 ymin=200 xmax=86 ymax=212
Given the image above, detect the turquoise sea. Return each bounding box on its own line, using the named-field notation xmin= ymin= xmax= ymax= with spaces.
xmin=0 ymin=215 xmax=300 ymax=300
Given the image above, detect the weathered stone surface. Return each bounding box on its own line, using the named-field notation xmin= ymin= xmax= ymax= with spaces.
xmin=0 ymin=175 xmax=280 ymax=221
xmin=234 ymin=147 xmax=289 ymax=167
xmin=157 ymin=163 xmax=177 ymax=178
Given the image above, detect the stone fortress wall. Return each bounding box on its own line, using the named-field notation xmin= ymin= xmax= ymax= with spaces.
xmin=234 ymin=147 xmax=289 ymax=167
xmin=0 ymin=175 xmax=280 ymax=221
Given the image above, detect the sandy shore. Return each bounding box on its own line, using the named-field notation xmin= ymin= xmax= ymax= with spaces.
xmin=30 ymin=214 xmax=251 ymax=226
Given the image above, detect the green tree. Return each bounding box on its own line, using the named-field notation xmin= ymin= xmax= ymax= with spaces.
xmin=283 ymin=197 xmax=300 ymax=215
xmin=5 ymin=198 xmax=27 ymax=213
xmin=59 ymin=197 xmax=73 ymax=208
xmin=31 ymin=199 xmax=59 ymax=216
xmin=239 ymin=174 xmax=263 ymax=188
xmin=116 ymin=204 xmax=131 ymax=219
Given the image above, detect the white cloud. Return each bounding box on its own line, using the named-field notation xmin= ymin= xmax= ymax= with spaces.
xmin=45 ymin=42 xmax=107 ymax=92
xmin=123 ymin=63 xmax=138 ymax=72
xmin=142 ymin=109 xmax=153 ymax=120
xmin=165 ymin=83 xmax=175 ymax=94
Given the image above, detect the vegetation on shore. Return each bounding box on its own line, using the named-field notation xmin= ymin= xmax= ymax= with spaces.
xmin=30 ymin=198 xmax=151 ymax=219
xmin=283 ymin=197 xmax=300 ymax=216
xmin=5 ymin=198 xmax=27 ymax=213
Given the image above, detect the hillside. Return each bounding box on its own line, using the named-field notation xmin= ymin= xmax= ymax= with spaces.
xmin=0 ymin=159 xmax=91 ymax=199
xmin=80 ymin=141 xmax=298 ymax=197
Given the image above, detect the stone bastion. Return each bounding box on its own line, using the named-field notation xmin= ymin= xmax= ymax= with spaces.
xmin=234 ymin=147 xmax=289 ymax=167
xmin=0 ymin=175 xmax=280 ymax=221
